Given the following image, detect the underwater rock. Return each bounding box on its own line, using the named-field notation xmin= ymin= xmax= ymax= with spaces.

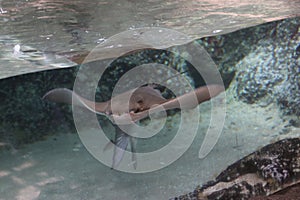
xmin=73 ymin=48 xmax=195 ymax=102
xmin=0 ymin=69 xmax=77 ymax=147
xmin=171 ymin=137 xmax=300 ymax=200
xmin=250 ymin=183 xmax=300 ymax=200
xmin=234 ymin=18 xmax=299 ymax=109
xmin=275 ymin=56 xmax=300 ymax=117
xmin=198 ymin=21 xmax=276 ymax=87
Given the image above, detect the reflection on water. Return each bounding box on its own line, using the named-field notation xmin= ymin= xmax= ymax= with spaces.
xmin=0 ymin=0 xmax=299 ymax=54
xmin=0 ymin=0 xmax=299 ymax=79
xmin=0 ymin=0 xmax=97 ymax=52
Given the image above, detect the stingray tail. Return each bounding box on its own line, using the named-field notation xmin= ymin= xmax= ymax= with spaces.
xmin=130 ymin=136 xmax=137 ymax=169
xmin=112 ymin=126 xmax=137 ymax=169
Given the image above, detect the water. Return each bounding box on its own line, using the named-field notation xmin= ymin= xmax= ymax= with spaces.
xmin=0 ymin=1 xmax=299 ymax=200
xmin=0 ymin=0 xmax=299 ymax=78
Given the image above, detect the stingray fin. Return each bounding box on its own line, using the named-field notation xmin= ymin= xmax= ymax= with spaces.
xmin=130 ymin=136 xmax=137 ymax=169
xmin=129 ymin=84 xmax=225 ymax=122
xmin=43 ymin=88 xmax=108 ymax=115
xmin=103 ymin=139 xmax=114 ymax=152
xmin=111 ymin=125 xmax=138 ymax=169
xmin=112 ymin=128 xmax=130 ymax=169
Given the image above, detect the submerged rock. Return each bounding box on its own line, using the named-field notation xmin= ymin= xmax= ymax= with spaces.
xmin=171 ymin=137 xmax=300 ymax=200
xmin=233 ymin=18 xmax=299 ymax=115
xmin=275 ymin=56 xmax=300 ymax=117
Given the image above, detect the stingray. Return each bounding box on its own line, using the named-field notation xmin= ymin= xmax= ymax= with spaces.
xmin=43 ymin=84 xmax=224 ymax=169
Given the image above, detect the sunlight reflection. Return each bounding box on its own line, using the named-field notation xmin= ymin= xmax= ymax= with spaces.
xmin=11 ymin=175 xmax=26 ymax=185
xmin=0 ymin=170 xmax=11 ymax=177
xmin=16 ymin=186 xmax=40 ymax=200
xmin=13 ymin=161 xmax=35 ymax=172
xmin=36 ymin=176 xmax=64 ymax=186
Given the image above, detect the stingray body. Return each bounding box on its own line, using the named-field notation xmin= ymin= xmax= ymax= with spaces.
xmin=43 ymin=84 xmax=224 ymax=169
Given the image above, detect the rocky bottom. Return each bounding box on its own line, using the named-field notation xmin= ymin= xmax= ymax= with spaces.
xmin=250 ymin=183 xmax=300 ymax=200
xmin=171 ymin=138 xmax=300 ymax=200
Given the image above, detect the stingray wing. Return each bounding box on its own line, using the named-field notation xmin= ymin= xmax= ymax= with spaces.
xmin=42 ymin=88 xmax=109 ymax=116
xmin=129 ymin=84 xmax=224 ymax=122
